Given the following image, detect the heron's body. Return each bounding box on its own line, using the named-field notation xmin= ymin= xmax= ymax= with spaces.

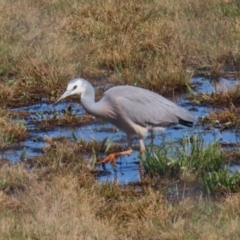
xmin=82 ymin=83 xmax=195 ymax=137
xmin=56 ymin=78 xmax=197 ymax=165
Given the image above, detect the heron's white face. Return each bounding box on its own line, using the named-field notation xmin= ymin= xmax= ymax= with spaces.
xmin=55 ymin=78 xmax=87 ymax=104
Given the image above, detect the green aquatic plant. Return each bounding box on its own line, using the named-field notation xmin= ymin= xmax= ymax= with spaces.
xmin=201 ymin=168 xmax=240 ymax=194
xmin=143 ymin=135 xmax=223 ymax=177
xmin=142 ymin=134 xmax=240 ymax=194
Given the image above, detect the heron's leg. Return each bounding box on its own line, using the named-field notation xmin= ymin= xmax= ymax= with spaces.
xmin=138 ymin=138 xmax=145 ymax=176
xmin=97 ymin=134 xmax=133 ymax=167
xmin=139 ymin=139 xmax=146 ymax=155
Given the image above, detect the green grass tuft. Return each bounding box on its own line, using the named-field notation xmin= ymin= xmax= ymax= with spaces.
xmin=142 ymin=135 xmax=240 ymax=194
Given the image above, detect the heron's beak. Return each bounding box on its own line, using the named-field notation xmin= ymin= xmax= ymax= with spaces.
xmin=54 ymin=89 xmax=72 ymax=105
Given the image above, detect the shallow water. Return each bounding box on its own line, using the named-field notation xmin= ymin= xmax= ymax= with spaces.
xmin=1 ymin=77 xmax=240 ymax=184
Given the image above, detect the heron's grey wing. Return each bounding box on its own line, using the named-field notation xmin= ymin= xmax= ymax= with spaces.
xmin=115 ymin=86 xmax=196 ymax=128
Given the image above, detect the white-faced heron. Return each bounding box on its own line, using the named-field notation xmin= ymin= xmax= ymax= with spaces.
xmin=55 ymin=78 xmax=197 ymax=166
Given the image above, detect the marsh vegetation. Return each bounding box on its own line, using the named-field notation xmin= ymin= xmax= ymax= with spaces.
xmin=1 ymin=0 xmax=240 ymax=239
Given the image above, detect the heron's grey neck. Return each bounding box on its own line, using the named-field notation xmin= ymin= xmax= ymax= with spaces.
xmin=80 ymin=82 xmax=101 ymax=117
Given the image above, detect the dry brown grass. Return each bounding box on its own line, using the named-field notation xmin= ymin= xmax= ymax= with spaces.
xmin=196 ymin=83 xmax=240 ymax=106
xmin=0 ymin=109 xmax=27 ymax=148
xmin=225 ymin=148 xmax=240 ymax=165
xmin=1 ymin=139 xmax=240 ymax=239
xmin=36 ymin=112 xmax=98 ymax=129
xmin=209 ymin=105 xmax=240 ymax=124
xmin=0 ymin=165 xmax=115 ymax=239
xmin=0 ymin=0 xmax=240 ymax=106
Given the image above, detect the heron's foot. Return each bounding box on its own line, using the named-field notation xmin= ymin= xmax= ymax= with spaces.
xmin=97 ymin=149 xmax=133 ymax=168
xmin=97 ymin=153 xmax=118 ymax=168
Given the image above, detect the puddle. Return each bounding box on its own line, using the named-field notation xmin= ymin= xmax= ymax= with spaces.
xmin=191 ymin=76 xmax=238 ymax=94
xmin=1 ymin=77 xmax=240 ymax=184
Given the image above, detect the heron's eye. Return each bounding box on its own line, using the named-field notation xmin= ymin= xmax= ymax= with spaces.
xmin=73 ymin=85 xmax=77 ymax=90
